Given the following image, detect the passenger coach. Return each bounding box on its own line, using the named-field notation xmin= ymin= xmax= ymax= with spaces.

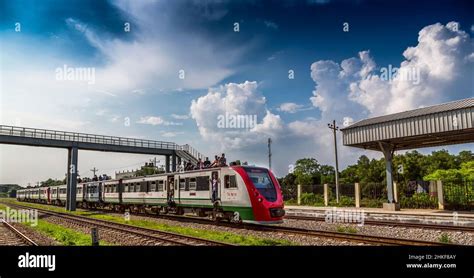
xmin=17 ymin=165 xmax=285 ymax=224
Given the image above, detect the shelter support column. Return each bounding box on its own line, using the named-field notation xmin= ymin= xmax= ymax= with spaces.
xmin=171 ymin=152 xmax=177 ymax=172
xmin=378 ymin=142 xmax=400 ymax=211
xmin=165 ymin=155 xmax=170 ymax=173
xmin=66 ymin=146 xmax=78 ymax=211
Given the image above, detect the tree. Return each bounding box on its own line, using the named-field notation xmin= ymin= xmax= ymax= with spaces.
xmin=426 ymin=149 xmax=457 ymax=173
xmin=293 ymin=158 xmax=320 ymax=185
xmin=457 ymin=151 xmax=473 ymax=165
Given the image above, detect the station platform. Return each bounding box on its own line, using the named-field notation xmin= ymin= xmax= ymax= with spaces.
xmin=284 ymin=205 xmax=474 ymax=226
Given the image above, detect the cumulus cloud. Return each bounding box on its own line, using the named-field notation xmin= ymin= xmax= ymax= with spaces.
xmin=311 ymin=21 xmax=474 ymax=118
xmin=190 ymin=81 xmax=285 ymax=149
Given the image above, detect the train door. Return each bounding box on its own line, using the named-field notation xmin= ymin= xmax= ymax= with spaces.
xmin=118 ymin=179 xmax=123 ymax=204
xmin=98 ymin=182 xmax=103 ymax=202
xmin=210 ymin=171 xmax=220 ymax=204
xmin=47 ymin=187 xmax=51 ymax=204
xmin=167 ymin=175 xmax=175 ymax=205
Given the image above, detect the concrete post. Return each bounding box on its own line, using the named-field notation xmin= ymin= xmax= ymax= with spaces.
xmin=297 ymin=184 xmax=301 ymax=205
xmin=437 ymin=180 xmax=444 ymax=210
xmin=324 ymin=183 xmax=329 ymax=206
xmin=355 ymin=182 xmax=360 ymax=208
xmin=393 ymin=182 xmax=398 ymax=203
xmin=66 ymin=146 xmax=78 ymax=211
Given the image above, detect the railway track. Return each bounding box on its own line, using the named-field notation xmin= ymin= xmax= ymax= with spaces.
xmin=285 ymin=215 xmax=474 ymax=232
xmin=6 ymin=203 xmax=233 ymax=246
xmin=5 ymin=201 xmax=456 ymax=246
xmin=0 ymin=219 xmax=38 ymax=246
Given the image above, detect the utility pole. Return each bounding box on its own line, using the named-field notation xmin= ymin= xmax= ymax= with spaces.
xmin=90 ymin=167 xmax=98 ymax=177
xmin=268 ymin=138 xmax=272 ymax=170
xmin=328 ymin=120 xmax=340 ymax=203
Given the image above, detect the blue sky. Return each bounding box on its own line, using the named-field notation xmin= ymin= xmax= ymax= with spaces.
xmin=0 ymin=0 xmax=473 ymax=185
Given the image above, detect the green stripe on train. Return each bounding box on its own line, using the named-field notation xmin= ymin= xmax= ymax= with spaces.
xmin=99 ymin=199 xmax=255 ymax=220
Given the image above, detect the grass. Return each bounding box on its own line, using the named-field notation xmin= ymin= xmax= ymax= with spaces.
xmin=0 ymin=202 xmax=113 ymax=246
xmin=438 ymin=233 xmax=452 ymax=244
xmin=336 ymin=225 xmax=358 ymax=234
xmin=1 ymin=199 xmax=294 ymax=246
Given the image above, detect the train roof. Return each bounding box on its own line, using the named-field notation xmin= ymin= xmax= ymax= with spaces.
xmin=18 ymin=165 xmax=270 ymax=190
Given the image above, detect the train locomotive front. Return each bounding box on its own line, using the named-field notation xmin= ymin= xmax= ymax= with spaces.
xmin=232 ymin=166 xmax=285 ymax=224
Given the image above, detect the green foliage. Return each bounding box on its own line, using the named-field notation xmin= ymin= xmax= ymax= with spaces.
xmin=5 ymin=200 xmax=293 ymax=246
xmin=300 ymin=193 xmax=324 ymax=206
xmin=329 ymin=196 xmax=355 ymax=207
xmin=40 ymin=178 xmax=64 ymax=187
xmin=0 ymin=184 xmax=21 ymax=198
xmin=424 ymin=161 xmax=474 ymax=181
xmin=400 ymin=193 xmax=437 ymax=209
xmin=293 ymin=158 xmax=321 ymax=185
xmin=438 ymin=233 xmax=452 ymax=244
xmin=336 ymin=226 xmax=358 ymax=234
xmin=360 ymin=198 xmax=384 ymax=208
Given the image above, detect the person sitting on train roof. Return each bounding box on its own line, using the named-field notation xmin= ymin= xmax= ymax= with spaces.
xmin=203 ymin=157 xmax=211 ymax=168
xmin=196 ymin=158 xmax=204 ymax=170
xmin=219 ymin=153 xmax=227 ymax=167
xmin=210 ymin=155 xmax=219 ymax=167
xmin=185 ymin=161 xmax=194 ymax=171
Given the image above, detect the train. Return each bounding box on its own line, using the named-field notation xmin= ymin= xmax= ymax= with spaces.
xmin=16 ymin=165 xmax=285 ymax=224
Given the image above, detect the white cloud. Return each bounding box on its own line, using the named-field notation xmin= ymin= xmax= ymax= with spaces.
xmin=161 ymin=131 xmax=184 ymax=138
xmin=137 ymin=116 xmax=182 ymax=126
xmin=278 ymin=102 xmax=304 ymax=113
xmin=171 ymin=114 xmax=190 ymax=120
xmin=347 ymin=22 xmax=474 ymax=116
xmin=190 ymin=81 xmax=285 ymax=149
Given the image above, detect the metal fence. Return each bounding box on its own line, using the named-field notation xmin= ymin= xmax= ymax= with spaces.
xmin=360 ymin=182 xmax=387 ymax=200
xmin=443 ymin=179 xmax=474 ymax=210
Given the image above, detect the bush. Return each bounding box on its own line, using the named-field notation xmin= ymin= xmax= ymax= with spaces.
xmin=300 ymin=193 xmax=324 ymax=206
xmin=360 ymin=198 xmax=384 ymax=208
xmin=328 ymin=196 xmax=355 ymax=207
xmin=400 ymin=192 xmax=437 ymax=209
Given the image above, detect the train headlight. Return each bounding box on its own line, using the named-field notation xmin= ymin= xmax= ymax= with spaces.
xmin=258 ymin=198 xmax=263 ymax=202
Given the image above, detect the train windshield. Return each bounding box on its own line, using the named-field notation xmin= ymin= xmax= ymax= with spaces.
xmin=245 ymin=168 xmax=277 ymax=202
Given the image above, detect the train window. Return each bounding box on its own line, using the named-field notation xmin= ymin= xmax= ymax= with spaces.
xmin=224 ymin=175 xmax=237 ymax=189
xmin=124 ymin=184 xmax=129 ymax=192
xmin=150 ymin=181 xmax=156 ymax=192
xmin=179 ymin=179 xmax=185 ymax=190
xmin=157 ymin=180 xmax=164 ymax=191
xmin=196 ymin=176 xmax=210 ymax=191
xmin=189 ymin=178 xmax=197 ymax=191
